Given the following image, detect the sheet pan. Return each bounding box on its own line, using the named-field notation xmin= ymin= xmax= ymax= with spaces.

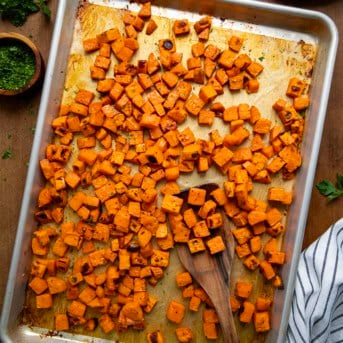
xmin=0 ymin=0 xmax=338 ymax=342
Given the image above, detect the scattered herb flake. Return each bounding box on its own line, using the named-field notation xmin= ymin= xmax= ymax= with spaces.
xmin=258 ymin=56 xmax=265 ymax=62
xmin=2 ymin=148 xmax=12 ymax=160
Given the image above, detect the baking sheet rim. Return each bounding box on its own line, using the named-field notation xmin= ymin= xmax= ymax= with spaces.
xmin=0 ymin=0 xmax=338 ymax=342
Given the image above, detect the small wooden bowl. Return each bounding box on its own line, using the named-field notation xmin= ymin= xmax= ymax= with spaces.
xmin=0 ymin=32 xmax=42 ymax=96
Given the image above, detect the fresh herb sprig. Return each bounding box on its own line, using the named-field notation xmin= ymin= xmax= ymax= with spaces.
xmin=0 ymin=0 xmax=50 ymax=27
xmin=316 ymin=174 xmax=343 ymax=202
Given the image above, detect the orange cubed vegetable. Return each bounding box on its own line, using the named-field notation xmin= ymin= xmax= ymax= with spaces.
xmin=167 ymin=300 xmax=185 ymax=324
xmin=260 ymin=260 xmax=276 ymax=280
xmin=235 ymin=281 xmax=253 ymax=299
xmin=230 ymin=296 xmax=241 ymax=313
xmin=239 ymin=301 xmax=255 ymax=323
xmin=203 ymin=322 xmax=218 ymax=340
xmin=36 ymin=293 xmax=53 ymax=309
xmin=207 ymin=236 xmax=225 ymax=254
xmin=175 ymin=327 xmax=193 ymax=342
xmin=176 ymin=272 xmax=193 ymax=287
xmin=55 ymin=313 xmax=69 ymax=331
xmin=161 ymin=194 xmax=183 ymax=214
xmin=254 ymin=311 xmax=271 ymax=332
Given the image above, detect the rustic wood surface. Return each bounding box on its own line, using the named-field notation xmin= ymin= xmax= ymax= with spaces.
xmin=0 ymin=0 xmax=342 ymax=311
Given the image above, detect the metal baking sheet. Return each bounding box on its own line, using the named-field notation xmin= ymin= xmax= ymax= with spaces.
xmin=0 ymin=0 xmax=338 ymax=342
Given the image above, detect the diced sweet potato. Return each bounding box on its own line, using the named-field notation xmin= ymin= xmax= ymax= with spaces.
xmin=167 ymin=300 xmax=185 ymax=324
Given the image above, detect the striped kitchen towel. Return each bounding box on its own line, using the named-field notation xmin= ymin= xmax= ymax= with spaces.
xmin=287 ymin=218 xmax=343 ymax=342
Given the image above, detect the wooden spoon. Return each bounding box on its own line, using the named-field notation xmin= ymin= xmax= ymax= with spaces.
xmin=173 ymin=183 xmax=239 ymax=343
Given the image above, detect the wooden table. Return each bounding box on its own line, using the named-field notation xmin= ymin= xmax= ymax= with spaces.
xmin=0 ymin=0 xmax=342 ymax=311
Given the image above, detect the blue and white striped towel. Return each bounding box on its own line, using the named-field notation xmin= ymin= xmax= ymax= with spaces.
xmin=287 ymin=218 xmax=343 ymax=342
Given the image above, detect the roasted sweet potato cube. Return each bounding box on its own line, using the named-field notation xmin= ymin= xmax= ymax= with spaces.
xmin=254 ymin=311 xmax=271 ymax=332
xmin=243 ymin=255 xmax=260 ymax=270
xmin=29 ymin=277 xmax=48 ymax=295
xmin=260 ymin=260 xmax=276 ymax=280
xmin=115 ymin=46 xmax=134 ymax=62
xmin=68 ymin=300 xmax=86 ymax=317
xmin=90 ymin=66 xmax=106 ymax=80
xmin=167 ymin=300 xmax=185 ymax=324
xmin=173 ymin=19 xmax=190 ymax=36
xmin=229 ymin=73 xmax=244 ymax=90
xmin=230 ymin=296 xmax=241 ymax=313
xmin=47 ymin=277 xmax=67 ymax=294
xmin=99 ymin=313 xmax=115 ymax=333
xmin=83 ymin=38 xmax=100 ymax=52
xmin=75 ymin=89 xmax=95 ymax=106
xmin=203 ymin=322 xmax=218 ymax=339
xmin=191 ymin=42 xmax=205 ymax=57
xmin=218 ymin=49 xmax=236 ymax=68
xmin=55 ymin=313 xmax=69 ymax=331
xmin=235 ymin=281 xmax=253 ymax=299
xmin=194 ymin=16 xmax=211 ymax=34
xmin=161 ymin=194 xmax=183 ymax=214
xmin=256 ymin=296 xmax=272 ymax=311
xmin=199 ymin=84 xmax=217 ymax=103
xmin=240 ymin=301 xmax=255 ymax=323
xmin=188 ymin=238 xmax=206 ymax=253
xmin=176 ymin=272 xmax=193 ymax=287
xmin=151 ymin=250 xmax=169 ymax=268
xmin=293 ymin=96 xmax=310 ymax=111
xmin=267 ymin=251 xmax=286 ymax=265
xmin=249 ymin=236 xmax=262 ymax=254
xmin=246 ymin=61 xmax=264 ymax=77
xmin=207 ymin=236 xmax=225 ymax=254
xmin=198 ymin=200 xmax=216 ymax=219
xmin=206 ymin=212 xmax=223 ymax=229
xmin=187 ymin=187 xmax=206 ymax=206
xmin=185 ymin=94 xmax=205 ymax=116
xmin=212 ymin=147 xmax=233 ymax=167
xmin=36 ymin=293 xmax=53 ymax=309
xmin=94 ymin=55 xmax=111 ymax=70
xmin=247 ymin=210 xmax=266 ymax=226
xmin=267 ymin=187 xmax=293 ymax=205
xmin=235 ymin=243 xmax=251 ymax=258
xmin=204 ymin=44 xmax=220 ymax=61
xmin=229 ymin=36 xmax=243 ymax=52
xmin=198 ymin=110 xmax=215 ymax=126
xmin=193 ymin=220 xmax=210 ymax=238
xmin=286 ymin=77 xmax=306 ymax=98
xmin=175 ymin=327 xmax=193 ymax=342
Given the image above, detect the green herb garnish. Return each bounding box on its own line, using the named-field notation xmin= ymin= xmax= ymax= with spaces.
xmin=2 ymin=148 xmax=12 ymax=159
xmin=258 ymin=56 xmax=265 ymax=62
xmin=0 ymin=41 xmax=36 ymax=90
xmin=316 ymin=174 xmax=343 ymax=201
xmin=0 ymin=0 xmax=50 ymax=27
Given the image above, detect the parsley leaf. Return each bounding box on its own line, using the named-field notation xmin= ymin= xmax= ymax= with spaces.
xmin=37 ymin=0 xmax=50 ymax=19
xmin=2 ymin=148 xmax=12 ymax=160
xmin=316 ymin=174 xmax=343 ymax=202
xmin=0 ymin=0 xmax=50 ymax=26
xmin=336 ymin=174 xmax=343 ymax=189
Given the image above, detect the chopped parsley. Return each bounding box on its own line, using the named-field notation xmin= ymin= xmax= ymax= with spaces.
xmin=0 ymin=41 xmax=36 ymax=90
xmin=2 ymin=148 xmax=12 ymax=159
